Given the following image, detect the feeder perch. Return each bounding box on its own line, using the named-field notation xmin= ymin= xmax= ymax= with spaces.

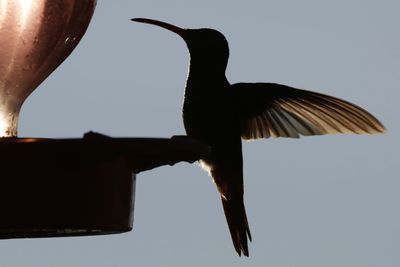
xmin=0 ymin=133 xmax=209 ymax=238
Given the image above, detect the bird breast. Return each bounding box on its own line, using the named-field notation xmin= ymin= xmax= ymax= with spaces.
xmin=182 ymin=82 xmax=240 ymax=142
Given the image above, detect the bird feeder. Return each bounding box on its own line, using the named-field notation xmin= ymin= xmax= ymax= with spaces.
xmin=0 ymin=0 xmax=208 ymax=239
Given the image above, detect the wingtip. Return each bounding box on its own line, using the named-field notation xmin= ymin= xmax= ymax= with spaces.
xmin=376 ymin=124 xmax=387 ymax=134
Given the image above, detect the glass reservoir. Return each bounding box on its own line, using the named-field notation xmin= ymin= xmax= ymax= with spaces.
xmin=0 ymin=0 xmax=96 ymax=137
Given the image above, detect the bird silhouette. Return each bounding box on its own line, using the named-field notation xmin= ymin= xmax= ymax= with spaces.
xmin=131 ymin=18 xmax=385 ymax=256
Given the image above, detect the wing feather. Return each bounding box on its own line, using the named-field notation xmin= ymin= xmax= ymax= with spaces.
xmin=232 ymin=83 xmax=385 ymax=140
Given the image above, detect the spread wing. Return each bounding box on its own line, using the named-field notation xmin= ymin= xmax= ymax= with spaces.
xmin=231 ymin=83 xmax=385 ymax=140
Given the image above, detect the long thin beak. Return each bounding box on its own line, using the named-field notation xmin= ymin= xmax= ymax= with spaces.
xmin=131 ymin=18 xmax=187 ymax=39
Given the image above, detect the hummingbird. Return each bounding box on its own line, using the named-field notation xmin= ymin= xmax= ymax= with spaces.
xmin=131 ymin=18 xmax=385 ymax=256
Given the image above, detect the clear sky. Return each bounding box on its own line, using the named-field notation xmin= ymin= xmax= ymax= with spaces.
xmin=1 ymin=0 xmax=399 ymax=266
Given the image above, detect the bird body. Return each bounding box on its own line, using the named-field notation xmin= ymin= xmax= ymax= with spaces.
xmin=132 ymin=18 xmax=385 ymax=256
xmin=180 ymin=29 xmax=252 ymax=255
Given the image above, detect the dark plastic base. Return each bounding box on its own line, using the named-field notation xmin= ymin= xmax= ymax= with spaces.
xmin=0 ymin=133 xmax=208 ymax=239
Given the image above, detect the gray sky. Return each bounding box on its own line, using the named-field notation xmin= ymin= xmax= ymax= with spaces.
xmin=1 ymin=0 xmax=399 ymax=266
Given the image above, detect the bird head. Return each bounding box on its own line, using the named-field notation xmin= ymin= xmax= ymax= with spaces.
xmin=132 ymin=18 xmax=229 ymax=75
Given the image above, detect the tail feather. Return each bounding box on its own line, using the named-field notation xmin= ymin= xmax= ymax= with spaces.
xmin=221 ymin=196 xmax=252 ymax=256
xmin=200 ymin=139 xmax=250 ymax=256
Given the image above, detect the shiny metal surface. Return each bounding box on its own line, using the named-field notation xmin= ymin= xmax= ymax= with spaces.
xmin=0 ymin=0 xmax=96 ymax=137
